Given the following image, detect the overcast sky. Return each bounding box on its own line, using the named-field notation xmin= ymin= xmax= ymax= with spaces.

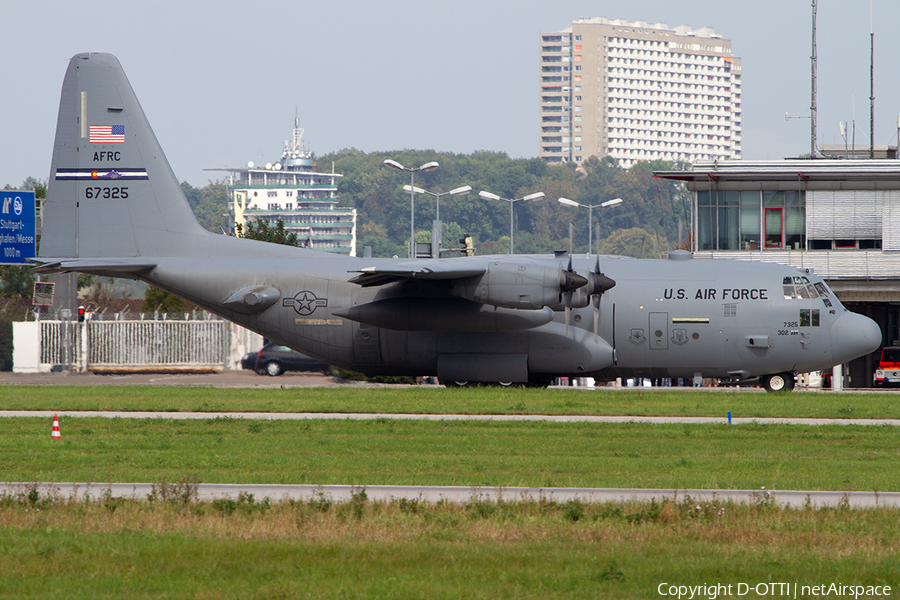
xmin=3 ymin=0 xmax=898 ymax=188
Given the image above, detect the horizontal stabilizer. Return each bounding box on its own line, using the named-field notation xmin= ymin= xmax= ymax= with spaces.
xmin=30 ymin=258 xmax=156 ymax=278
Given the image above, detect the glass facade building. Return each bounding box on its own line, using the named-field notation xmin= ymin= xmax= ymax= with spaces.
xmin=697 ymin=190 xmax=805 ymax=251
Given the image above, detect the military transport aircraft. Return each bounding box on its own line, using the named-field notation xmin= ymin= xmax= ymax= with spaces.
xmin=33 ymin=53 xmax=882 ymax=391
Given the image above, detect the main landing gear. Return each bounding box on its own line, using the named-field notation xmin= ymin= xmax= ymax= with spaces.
xmin=761 ymin=372 xmax=795 ymax=393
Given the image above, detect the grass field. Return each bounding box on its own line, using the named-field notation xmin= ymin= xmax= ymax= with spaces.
xmin=3 ymin=384 xmax=900 ymax=418
xmin=2 ymin=417 xmax=900 ymax=490
xmin=2 ymin=384 xmax=900 ymax=598
xmin=1 ymin=486 xmax=898 ymax=599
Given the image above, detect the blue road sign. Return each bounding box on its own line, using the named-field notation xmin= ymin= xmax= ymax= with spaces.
xmin=0 ymin=191 xmax=36 ymax=264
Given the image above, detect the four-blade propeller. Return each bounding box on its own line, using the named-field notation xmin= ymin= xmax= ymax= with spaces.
xmin=561 ymin=222 xmax=616 ymax=337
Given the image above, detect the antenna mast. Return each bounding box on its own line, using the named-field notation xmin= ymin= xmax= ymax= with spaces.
xmin=293 ymin=115 xmax=305 ymax=155
xmin=870 ymin=2 xmax=875 ymax=159
xmin=810 ymin=0 xmax=817 ymax=156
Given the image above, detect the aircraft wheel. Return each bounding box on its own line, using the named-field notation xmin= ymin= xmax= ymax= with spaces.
xmin=762 ymin=372 xmax=795 ymax=393
xmin=265 ymin=361 xmax=283 ymax=377
xmin=443 ymin=380 xmax=470 ymax=388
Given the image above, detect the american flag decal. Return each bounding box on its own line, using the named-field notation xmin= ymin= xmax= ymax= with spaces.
xmin=89 ymin=125 xmax=125 ymax=144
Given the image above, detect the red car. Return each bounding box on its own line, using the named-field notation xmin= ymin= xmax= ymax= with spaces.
xmin=873 ymin=347 xmax=900 ymax=387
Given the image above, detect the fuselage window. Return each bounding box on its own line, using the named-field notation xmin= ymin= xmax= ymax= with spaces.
xmin=800 ymin=308 xmax=820 ymax=327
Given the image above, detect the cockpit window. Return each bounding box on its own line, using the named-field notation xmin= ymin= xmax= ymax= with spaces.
xmin=783 ymin=277 xmax=833 ymax=301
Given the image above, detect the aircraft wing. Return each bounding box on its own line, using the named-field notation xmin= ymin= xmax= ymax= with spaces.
xmin=30 ymin=258 xmax=157 ymax=278
xmin=348 ymin=260 xmax=487 ymax=287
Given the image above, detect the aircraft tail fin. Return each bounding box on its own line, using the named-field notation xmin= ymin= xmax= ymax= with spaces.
xmin=40 ymin=53 xmax=211 ymax=261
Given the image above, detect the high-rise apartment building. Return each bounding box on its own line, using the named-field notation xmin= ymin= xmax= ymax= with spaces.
xmin=540 ymin=17 xmax=741 ymax=168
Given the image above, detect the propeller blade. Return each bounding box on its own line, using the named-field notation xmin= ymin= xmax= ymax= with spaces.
xmin=588 ymin=255 xmax=614 ymax=337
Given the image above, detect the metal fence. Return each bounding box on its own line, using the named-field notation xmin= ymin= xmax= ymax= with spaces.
xmin=87 ymin=319 xmax=228 ymax=370
xmin=40 ymin=320 xmax=82 ymax=370
xmin=36 ymin=313 xmax=230 ymax=372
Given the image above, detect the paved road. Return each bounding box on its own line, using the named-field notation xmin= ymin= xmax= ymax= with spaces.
xmin=0 ymin=370 xmax=344 ymax=387
xmin=1 ymin=410 xmax=898 ymax=427
xmin=3 ymin=370 xmax=898 ymax=393
xmin=0 ymin=482 xmax=893 ymax=508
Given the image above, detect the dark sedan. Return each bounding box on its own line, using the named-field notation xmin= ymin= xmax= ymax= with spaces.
xmin=241 ymin=342 xmax=330 ymax=376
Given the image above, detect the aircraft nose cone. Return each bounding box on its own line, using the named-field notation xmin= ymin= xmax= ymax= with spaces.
xmin=831 ymin=311 xmax=882 ymax=365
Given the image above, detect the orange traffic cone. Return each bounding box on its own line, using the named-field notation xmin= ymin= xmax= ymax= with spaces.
xmin=51 ymin=414 xmax=61 ymax=440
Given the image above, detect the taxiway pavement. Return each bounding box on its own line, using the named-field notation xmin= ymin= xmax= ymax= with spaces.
xmin=0 ymin=482 xmax=894 ymax=508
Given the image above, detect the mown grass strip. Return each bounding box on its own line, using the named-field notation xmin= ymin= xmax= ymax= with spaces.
xmin=3 ymin=417 xmax=899 ymax=491
xmin=1 ymin=384 xmax=899 ymax=419
xmin=1 ymin=491 xmax=898 ymax=599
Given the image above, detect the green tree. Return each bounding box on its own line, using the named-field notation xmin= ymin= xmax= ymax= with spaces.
xmin=181 ymin=181 xmax=230 ymax=233
xmin=313 ymin=148 xmax=689 ymax=259
xmin=235 ymin=219 xmax=300 ymax=246
xmin=141 ymin=284 xmax=186 ymax=314
xmin=600 ymin=227 xmax=669 ymax=259
xmin=0 ymin=267 xmax=35 ymax=299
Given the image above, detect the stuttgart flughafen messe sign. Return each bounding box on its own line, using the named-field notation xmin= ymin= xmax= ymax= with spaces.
xmin=0 ymin=191 xmax=36 ymax=265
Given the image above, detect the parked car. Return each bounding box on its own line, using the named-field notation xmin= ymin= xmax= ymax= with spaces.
xmin=241 ymin=343 xmax=330 ymax=376
xmin=874 ymin=346 xmax=900 ymax=387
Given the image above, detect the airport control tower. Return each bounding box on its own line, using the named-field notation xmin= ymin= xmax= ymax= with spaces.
xmin=225 ymin=120 xmax=357 ymax=255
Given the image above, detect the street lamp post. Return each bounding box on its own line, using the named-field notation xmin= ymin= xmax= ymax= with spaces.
xmin=384 ymin=159 xmax=440 ymax=258
xmin=402 ymin=185 xmax=472 ymax=258
xmin=557 ymin=197 xmax=623 ymax=254
xmin=402 ymin=185 xmax=472 ymax=224
xmin=478 ymin=190 xmax=545 ymax=254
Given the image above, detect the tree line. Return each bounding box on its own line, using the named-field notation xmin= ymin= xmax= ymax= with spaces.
xmin=312 ymin=150 xmax=690 ymax=258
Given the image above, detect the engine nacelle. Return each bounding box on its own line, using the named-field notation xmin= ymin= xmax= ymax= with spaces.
xmin=451 ymin=261 xmax=585 ymax=309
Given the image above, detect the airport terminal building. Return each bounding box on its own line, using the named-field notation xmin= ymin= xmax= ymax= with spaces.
xmin=656 ymin=158 xmax=900 ymax=387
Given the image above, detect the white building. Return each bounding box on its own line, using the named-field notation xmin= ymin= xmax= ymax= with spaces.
xmin=540 ymin=17 xmax=742 ymax=167
xmin=225 ymin=120 xmax=357 ymax=255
